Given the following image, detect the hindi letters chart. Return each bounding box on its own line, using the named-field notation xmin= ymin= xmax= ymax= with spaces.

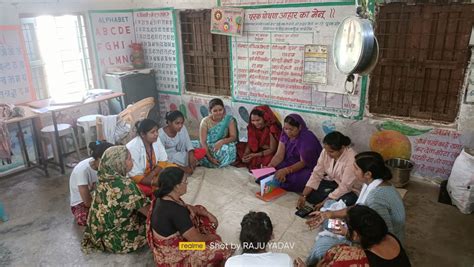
xmin=0 ymin=25 xmax=35 ymax=104
xmin=411 ymin=128 xmax=463 ymax=179
xmin=134 ymin=9 xmax=181 ymax=94
xmin=231 ymin=4 xmax=366 ymax=117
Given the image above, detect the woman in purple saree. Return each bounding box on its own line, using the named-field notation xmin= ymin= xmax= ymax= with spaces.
xmin=268 ymin=114 xmax=322 ymax=192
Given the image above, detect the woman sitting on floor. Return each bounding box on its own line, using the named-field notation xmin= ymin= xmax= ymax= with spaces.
xmin=297 ymin=131 xmax=360 ymax=209
xmin=268 ymin=114 xmax=322 ymax=192
xmin=295 ymin=205 xmax=411 ymax=267
xmin=69 ymin=141 xmax=113 ymax=226
xmin=127 ymin=119 xmax=174 ymax=197
xmin=82 ymin=146 xmax=149 ymax=253
xmin=225 ymin=211 xmax=292 ymax=267
xmin=194 ymin=98 xmax=238 ymax=168
xmin=147 ymin=167 xmax=232 ymax=266
xmin=158 ymin=110 xmax=206 ymax=175
xmin=304 ymin=151 xmax=406 ymax=264
xmin=236 ymin=105 xmax=282 ymax=170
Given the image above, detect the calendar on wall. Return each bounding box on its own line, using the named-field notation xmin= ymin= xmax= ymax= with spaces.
xmin=303 ymin=44 xmax=328 ymax=84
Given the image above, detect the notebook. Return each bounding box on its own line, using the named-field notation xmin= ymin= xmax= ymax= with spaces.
xmin=251 ymin=167 xmax=276 ymax=184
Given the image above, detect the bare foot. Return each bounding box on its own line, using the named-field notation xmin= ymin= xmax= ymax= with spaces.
xmin=181 ymin=166 xmax=194 ymax=175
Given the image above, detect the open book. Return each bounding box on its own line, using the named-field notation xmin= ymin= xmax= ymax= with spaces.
xmin=255 ymin=174 xmax=286 ymax=201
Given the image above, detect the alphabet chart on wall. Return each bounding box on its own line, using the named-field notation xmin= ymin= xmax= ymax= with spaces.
xmin=89 ymin=10 xmax=136 ymax=87
xmin=89 ymin=9 xmax=181 ymax=94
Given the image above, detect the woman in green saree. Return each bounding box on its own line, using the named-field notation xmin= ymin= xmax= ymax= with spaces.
xmin=193 ymin=98 xmax=238 ymax=168
xmin=81 ymin=146 xmax=150 ymax=253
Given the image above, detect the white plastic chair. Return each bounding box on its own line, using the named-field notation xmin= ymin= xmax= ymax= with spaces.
xmin=96 ymin=97 xmax=155 ymax=144
xmin=41 ymin=123 xmax=81 ymax=164
xmin=77 ymin=114 xmax=100 ymax=154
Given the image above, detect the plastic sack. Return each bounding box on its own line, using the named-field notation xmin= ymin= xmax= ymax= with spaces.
xmin=447 ymin=148 xmax=474 ymax=214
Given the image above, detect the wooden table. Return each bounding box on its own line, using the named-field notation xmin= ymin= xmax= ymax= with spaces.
xmin=3 ymin=106 xmax=48 ymax=177
xmin=27 ymin=92 xmax=125 ymax=174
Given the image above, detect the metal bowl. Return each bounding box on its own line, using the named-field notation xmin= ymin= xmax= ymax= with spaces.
xmin=386 ymin=158 xmax=414 ymax=188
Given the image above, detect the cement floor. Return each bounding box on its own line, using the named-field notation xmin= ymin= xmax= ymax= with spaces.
xmin=1 ymin=167 xmax=473 ymax=266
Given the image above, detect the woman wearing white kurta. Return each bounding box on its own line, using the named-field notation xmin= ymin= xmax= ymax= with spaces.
xmin=159 ymin=111 xmax=205 ymax=174
xmin=69 ymin=141 xmax=113 ymax=225
xmin=127 ymin=119 xmax=173 ymax=197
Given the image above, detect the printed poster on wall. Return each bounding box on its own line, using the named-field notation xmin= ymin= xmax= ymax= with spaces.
xmin=303 ymin=44 xmax=328 ymax=84
xmin=89 ymin=10 xmax=136 ymax=87
xmin=134 ymin=9 xmax=181 ymax=94
xmin=231 ymin=4 xmax=365 ymax=118
xmin=211 ymin=7 xmax=245 ymax=37
xmin=0 ymin=25 xmax=36 ymax=104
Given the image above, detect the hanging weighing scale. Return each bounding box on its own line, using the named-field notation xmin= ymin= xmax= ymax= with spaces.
xmin=332 ymin=2 xmax=379 ymax=116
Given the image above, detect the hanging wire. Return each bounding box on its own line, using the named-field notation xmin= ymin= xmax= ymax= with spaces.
xmin=356 ymin=0 xmax=374 ymax=21
xmin=341 ymin=74 xmax=358 ymax=118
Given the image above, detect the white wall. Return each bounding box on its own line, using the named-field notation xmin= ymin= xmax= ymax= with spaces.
xmin=134 ymin=0 xmax=216 ymax=9
xmin=459 ymin=49 xmax=474 ymax=134
xmin=0 ymin=0 xmax=216 ymax=25
xmin=0 ymin=0 xmax=137 ymax=25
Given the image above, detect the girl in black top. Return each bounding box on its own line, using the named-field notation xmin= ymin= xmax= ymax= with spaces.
xmin=347 ymin=205 xmax=411 ymax=267
xmin=295 ymin=205 xmax=411 ymax=267
xmin=151 ymin=167 xmax=220 ymax=240
xmin=148 ymin=167 xmax=232 ymax=266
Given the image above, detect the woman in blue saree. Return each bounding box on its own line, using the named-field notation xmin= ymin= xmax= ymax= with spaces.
xmin=194 ymin=98 xmax=237 ymax=168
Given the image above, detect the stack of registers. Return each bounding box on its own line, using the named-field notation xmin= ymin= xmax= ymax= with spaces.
xmin=251 ymin=167 xmax=287 ymax=201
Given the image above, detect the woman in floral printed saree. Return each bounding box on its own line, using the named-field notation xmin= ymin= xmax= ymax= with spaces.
xmin=81 ymin=146 xmax=149 ymax=253
xmin=147 ymin=167 xmax=232 ymax=266
xmin=193 ymin=98 xmax=237 ymax=168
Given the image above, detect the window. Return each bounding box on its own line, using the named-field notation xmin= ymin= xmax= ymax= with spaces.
xmin=21 ymin=19 xmax=49 ymax=99
xmin=180 ymin=10 xmax=231 ymax=96
xmin=368 ymin=3 xmax=473 ymax=122
xmin=20 ymin=14 xmax=94 ymax=99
